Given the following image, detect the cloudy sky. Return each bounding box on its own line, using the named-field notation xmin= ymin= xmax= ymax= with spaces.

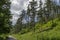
xmin=10 ymin=0 xmax=59 ymax=25
xmin=10 ymin=0 xmax=41 ymax=25
xmin=10 ymin=0 xmax=30 ymax=25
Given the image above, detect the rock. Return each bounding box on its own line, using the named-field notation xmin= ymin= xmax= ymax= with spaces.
xmin=6 ymin=35 xmax=16 ymax=40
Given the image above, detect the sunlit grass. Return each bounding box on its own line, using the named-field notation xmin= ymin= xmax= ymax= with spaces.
xmin=5 ymin=18 xmax=60 ymax=40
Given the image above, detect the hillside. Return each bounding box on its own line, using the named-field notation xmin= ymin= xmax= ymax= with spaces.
xmin=12 ymin=18 xmax=60 ymax=40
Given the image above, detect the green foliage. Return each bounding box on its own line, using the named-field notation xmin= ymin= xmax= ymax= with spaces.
xmin=20 ymin=28 xmax=29 ymax=34
xmin=27 ymin=0 xmax=37 ymax=27
xmin=0 ymin=0 xmax=11 ymax=34
xmin=0 ymin=37 xmax=5 ymax=40
xmin=35 ymin=23 xmax=43 ymax=30
xmin=37 ymin=0 xmax=43 ymax=23
xmin=11 ymin=18 xmax=60 ymax=40
xmin=12 ymin=0 xmax=60 ymax=40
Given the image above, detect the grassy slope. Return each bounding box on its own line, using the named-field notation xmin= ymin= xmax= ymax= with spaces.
xmin=12 ymin=18 xmax=60 ymax=40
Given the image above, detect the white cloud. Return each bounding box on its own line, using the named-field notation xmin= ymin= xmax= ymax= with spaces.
xmin=10 ymin=0 xmax=46 ymax=25
xmin=10 ymin=0 xmax=30 ymax=25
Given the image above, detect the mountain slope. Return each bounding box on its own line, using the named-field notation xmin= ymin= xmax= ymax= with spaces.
xmin=12 ymin=18 xmax=60 ymax=40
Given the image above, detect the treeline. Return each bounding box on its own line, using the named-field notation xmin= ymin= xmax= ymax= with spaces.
xmin=13 ymin=0 xmax=60 ymax=34
xmin=0 ymin=0 xmax=12 ymax=34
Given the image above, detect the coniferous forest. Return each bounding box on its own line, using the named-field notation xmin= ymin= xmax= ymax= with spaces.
xmin=0 ymin=0 xmax=60 ymax=40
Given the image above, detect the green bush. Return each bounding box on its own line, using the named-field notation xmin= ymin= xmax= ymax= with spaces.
xmin=0 ymin=37 xmax=5 ymax=40
xmin=20 ymin=29 xmax=29 ymax=34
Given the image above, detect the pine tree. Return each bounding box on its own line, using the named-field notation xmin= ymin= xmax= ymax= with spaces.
xmin=44 ymin=0 xmax=53 ymax=22
xmin=26 ymin=5 xmax=31 ymax=28
xmin=0 ymin=0 xmax=11 ymax=34
xmin=37 ymin=0 xmax=43 ymax=23
xmin=15 ymin=10 xmax=26 ymax=33
xmin=29 ymin=0 xmax=37 ymax=28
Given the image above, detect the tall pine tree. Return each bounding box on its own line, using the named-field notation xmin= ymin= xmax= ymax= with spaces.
xmin=26 ymin=5 xmax=31 ymax=28
xmin=29 ymin=0 xmax=37 ymax=28
xmin=15 ymin=10 xmax=26 ymax=33
xmin=44 ymin=0 xmax=53 ymax=22
xmin=37 ymin=0 xmax=43 ymax=23
xmin=0 ymin=0 xmax=11 ymax=34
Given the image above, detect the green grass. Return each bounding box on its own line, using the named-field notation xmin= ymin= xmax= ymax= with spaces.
xmin=11 ymin=18 xmax=60 ymax=40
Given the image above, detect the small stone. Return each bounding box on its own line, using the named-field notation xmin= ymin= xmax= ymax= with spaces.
xmin=6 ymin=35 xmax=16 ymax=40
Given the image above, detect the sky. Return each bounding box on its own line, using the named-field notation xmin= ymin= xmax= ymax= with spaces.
xmin=10 ymin=0 xmax=59 ymax=25
xmin=10 ymin=0 xmax=30 ymax=25
xmin=10 ymin=0 xmax=44 ymax=25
